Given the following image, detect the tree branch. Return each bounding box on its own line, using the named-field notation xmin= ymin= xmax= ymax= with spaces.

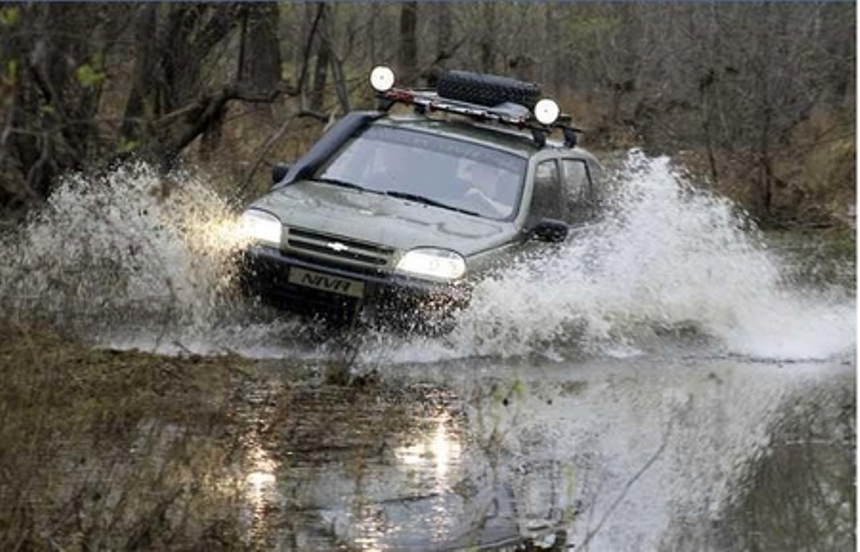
xmin=236 ymin=108 xmax=329 ymax=199
xmin=155 ymin=85 xmax=281 ymax=164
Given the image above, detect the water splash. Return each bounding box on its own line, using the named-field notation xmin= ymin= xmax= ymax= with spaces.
xmin=437 ymin=151 xmax=855 ymax=361
xmin=0 ymin=163 xmax=248 ymax=336
xmin=0 ymin=153 xmax=853 ymax=360
xmin=0 ymin=157 xmax=851 ymax=551
xmin=421 ymin=355 xmax=855 ymax=552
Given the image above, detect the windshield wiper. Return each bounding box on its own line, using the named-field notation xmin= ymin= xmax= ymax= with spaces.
xmin=384 ymin=190 xmax=480 ymax=217
xmin=314 ymin=177 xmax=368 ymax=192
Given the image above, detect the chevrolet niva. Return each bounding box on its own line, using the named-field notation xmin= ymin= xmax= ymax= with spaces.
xmin=238 ymin=67 xmax=603 ymax=330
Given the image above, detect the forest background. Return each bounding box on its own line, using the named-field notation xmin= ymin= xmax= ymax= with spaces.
xmin=0 ymin=2 xmax=855 ymax=228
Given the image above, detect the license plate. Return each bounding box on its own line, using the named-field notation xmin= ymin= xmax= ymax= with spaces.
xmin=288 ymin=267 xmax=365 ymax=298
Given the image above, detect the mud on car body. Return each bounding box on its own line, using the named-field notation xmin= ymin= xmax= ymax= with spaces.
xmin=238 ymin=67 xmax=603 ymax=329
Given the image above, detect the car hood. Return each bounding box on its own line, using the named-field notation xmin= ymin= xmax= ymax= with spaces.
xmin=251 ymin=181 xmax=518 ymax=256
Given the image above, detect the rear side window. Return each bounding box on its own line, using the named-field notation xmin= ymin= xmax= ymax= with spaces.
xmin=561 ymin=159 xmax=590 ymax=202
xmin=529 ymin=160 xmax=566 ymax=220
xmin=561 ymin=158 xmax=597 ymax=222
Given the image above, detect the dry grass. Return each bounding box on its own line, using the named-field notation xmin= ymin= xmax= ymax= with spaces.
xmin=0 ymin=322 xmax=258 ymax=550
xmin=0 ymin=322 xmax=439 ymax=550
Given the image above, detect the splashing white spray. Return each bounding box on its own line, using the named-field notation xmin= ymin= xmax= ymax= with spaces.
xmin=0 ymin=153 xmax=853 ymax=360
xmin=0 ymin=163 xmax=248 ymax=334
xmin=436 ymin=150 xmax=854 ymax=361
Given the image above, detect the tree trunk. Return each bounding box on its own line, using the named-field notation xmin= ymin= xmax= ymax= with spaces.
xmin=480 ymin=2 xmax=496 ymax=74
xmin=436 ymin=3 xmax=452 ymax=62
xmin=330 ymin=53 xmax=350 ymax=115
xmin=398 ymin=2 xmax=418 ymax=86
xmin=159 ymin=5 xmax=242 ymax=112
xmin=544 ymin=2 xmax=561 ymax=91
xmin=121 ymin=4 xmax=157 ymax=143
xmin=309 ymin=4 xmax=330 ymax=113
xmin=197 ymin=3 xmax=283 ymax=161
xmin=756 ymin=4 xmax=774 ymax=218
xmin=239 ymin=4 xmax=282 ymax=95
xmin=298 ymin=3 xmax=324 ymax=105
xmin=11 ymin=5 xmax=103 ymax=198
xmin=702 ymin=4 xmax=720 ymax=184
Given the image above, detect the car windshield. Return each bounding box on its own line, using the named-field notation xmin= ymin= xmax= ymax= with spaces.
xmin=314 ymin=125 xmax=527 ymax=220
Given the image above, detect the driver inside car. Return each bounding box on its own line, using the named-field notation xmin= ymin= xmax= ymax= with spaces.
xmin=461 ymin=162 xmax=515 ymax=219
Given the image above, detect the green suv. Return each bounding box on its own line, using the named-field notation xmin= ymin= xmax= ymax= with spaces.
xmin=239 ymin=67 xmax=603 ymax=328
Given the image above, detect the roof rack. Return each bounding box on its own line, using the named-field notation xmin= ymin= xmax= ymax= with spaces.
xmin=370 ymin=66 xmax=582 ymax=149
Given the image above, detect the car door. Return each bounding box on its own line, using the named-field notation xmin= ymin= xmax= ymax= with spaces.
xmin=527 ymin=158 xmax=567 ymax=225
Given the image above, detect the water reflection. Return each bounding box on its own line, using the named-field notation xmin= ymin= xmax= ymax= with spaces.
xmin=393 ymin=413 xmax=466 ymax=548
xmin=245 ymin=443 xmax=277 ymax=505
xmin=242 ymin=436 xmax=279 ymax=546
xmin=395 ymin=414 xmax=463 ymax=484
xmin=327 ymin=410 xmax=469 ymax=551
xmin=230 ymin=383 xmax=552 ymax=551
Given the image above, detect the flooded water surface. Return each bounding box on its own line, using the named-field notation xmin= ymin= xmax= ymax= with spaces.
xmin=0 ymin=152 xmax=854 ymax=550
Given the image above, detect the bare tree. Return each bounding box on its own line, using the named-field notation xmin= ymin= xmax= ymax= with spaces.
xmin=398 ymin=2 xmax=418 ymax=86
xmin=0 ymin=2 xmax=853 ymax=225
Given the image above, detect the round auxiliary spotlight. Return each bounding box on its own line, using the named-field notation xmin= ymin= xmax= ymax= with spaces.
xmin=534 ymin=98 xmax=560 ymax=125
xmin=370 ymin=66 xmax=396 ymax=92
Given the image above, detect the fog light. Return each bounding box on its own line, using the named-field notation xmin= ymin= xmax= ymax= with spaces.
xmin=534 ymin=98 xmax=560 ymax=125
xmin=370 ymin=66 xmax=396 ymax=92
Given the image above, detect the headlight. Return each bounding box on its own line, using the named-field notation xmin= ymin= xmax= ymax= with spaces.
xmin=395 ymin=248 xmax=466 ymax=281
xmin=240 ymin=209 xmax=281 ymax=247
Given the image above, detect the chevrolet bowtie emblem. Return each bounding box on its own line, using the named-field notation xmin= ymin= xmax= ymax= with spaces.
xmin=327 ymin=242 xmax=348 ymax=252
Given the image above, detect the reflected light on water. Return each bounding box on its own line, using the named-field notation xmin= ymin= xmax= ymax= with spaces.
xmin=337 ymin=413 xmax=463 ymax=549
xmin=353 ymin=539 xmax=383 ymax=552
xmin=245 ymin=444 xmax=277 ymax=500
xmin=395 ymin=414 xmax=462 ymax=482
xmin=246 ymin=469 xmax=276 ymax=496
xmin=244 ymin=441 xmax=278 ymax=541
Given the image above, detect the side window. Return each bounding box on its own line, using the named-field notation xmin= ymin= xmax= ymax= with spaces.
xmin=561 ymin=159 xmax=595 ymax=221
xmin=529 ymin=160 xmax=566 ymax=220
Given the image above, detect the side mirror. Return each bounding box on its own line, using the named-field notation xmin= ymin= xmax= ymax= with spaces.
xmin=272 ymin=163 xmax=291 ymax=185
xmin=529 ymin=218 xmax=569 ymax=243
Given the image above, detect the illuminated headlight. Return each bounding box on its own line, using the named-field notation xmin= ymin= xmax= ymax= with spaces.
xmin=395 ymin=248 xmax=466 ymax=282
xmin=534 ymin=98 xmax=560 ymax=125
xmin=240 ymin=209 xmax=281 ymax=247
xmin=370 ymin=66 xmax=396 ymax=92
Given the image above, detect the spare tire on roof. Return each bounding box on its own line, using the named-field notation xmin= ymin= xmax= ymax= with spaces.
xmin=436 ymin=70 xmax=541 ymax=110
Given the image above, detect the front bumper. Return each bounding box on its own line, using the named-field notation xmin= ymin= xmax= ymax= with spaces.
xmin=239 ymin=245 xmax=471 ymax=326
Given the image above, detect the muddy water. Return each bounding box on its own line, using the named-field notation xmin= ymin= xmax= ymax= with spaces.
xmin=0 ymin=153 xmax=854 ymax=550
xmin=237 ymin=352 xmax=852 ymax=551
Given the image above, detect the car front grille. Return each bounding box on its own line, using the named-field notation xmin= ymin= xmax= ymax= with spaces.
xmin=285 ymin=227 xmax=394 ymax=270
